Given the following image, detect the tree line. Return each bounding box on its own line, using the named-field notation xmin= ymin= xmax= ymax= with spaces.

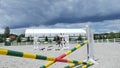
xmin=0 ymin=26 xmax=119 ymax=43
xmin=94 ymin=32 xmax=120 ymax=40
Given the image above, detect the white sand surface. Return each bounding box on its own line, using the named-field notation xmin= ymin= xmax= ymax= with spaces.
xmin=0 ymin=43 xmax=120 ymax=68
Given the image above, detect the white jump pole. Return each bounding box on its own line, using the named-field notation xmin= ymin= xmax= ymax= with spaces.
xmin=33 ymin=36 xmax=39 ymax=50
xmin=86 ymin=25 xmax=96 ymax=63
xmin=62 ymin=34 xmax=69 ymax=50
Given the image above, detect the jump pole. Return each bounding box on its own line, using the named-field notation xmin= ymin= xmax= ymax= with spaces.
xmin=86 ymin=25 xmax=95 ymax=61
xmin=64 ymin=61 xmax=94 ymax=68
xmin=40 ymin=40 xmax=88 ymax=68
xmin=0 ymin=48 xmax=55 ymax=61
xmin=0 ymin=48 xmax=88 ymax=64
xmin=85 ymin=25 xmax=97 ymax=66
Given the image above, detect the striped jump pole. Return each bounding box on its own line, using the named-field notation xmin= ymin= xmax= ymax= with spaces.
xmin=40 ymin=40 xmax=88 ymax=68
xmin=0 ymin=48 xmax=89 ymax=65
xmin=64 ymin=63 xmax=78 ymax=68
xmin=55 ymin=59 xmax=88 ymax=65
xmin=77 ymin=62 xmax=94 ymax=68
xmin=0 ymin=48 xmax=55 ymax=61
xmin=64 ymin=62 xmax=94 ymax=68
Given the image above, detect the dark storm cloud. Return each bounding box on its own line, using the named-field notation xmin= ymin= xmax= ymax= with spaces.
xmin=0 ymin=0 xmax=120 ymax=28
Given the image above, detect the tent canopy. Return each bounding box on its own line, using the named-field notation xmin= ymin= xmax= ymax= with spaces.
xmin=25 ymin=29 xmax=86 ymax=37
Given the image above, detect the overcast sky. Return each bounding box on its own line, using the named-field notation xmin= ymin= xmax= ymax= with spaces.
xmin=0 ymin=0 xmax=120 ymax=34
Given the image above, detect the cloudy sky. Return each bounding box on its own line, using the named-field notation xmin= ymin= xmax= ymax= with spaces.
xmin=0 ymin=0 xmax=120 ymax=34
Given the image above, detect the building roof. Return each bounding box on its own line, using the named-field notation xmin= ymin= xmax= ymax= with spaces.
xmin=25 ymin=29 xmax=86 ymax=37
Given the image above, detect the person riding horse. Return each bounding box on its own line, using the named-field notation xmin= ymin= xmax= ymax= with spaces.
xmin=56 ymin=36 xmax=62 ymax=47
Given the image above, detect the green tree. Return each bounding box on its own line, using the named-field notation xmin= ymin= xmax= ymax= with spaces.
xmin=119 ymin=32 xmax=120 ymax=38
xmin=108 ymin=32 xmax=115 ymax=39
xmin=69 ymin=38 xmax=71 ymax=41
xmin=77 ymin=35 xmax=82 ymax=41
xmin=19 ymin=34 xmax=25 ymax=37
xmin=4 ymin=26 xmax=10 ymax=38
xmin=53 ymin=37 xmax=56 ymax=41
xmin=45 ymin=36 xmax=48 ymax=41
xmin=94 ymin=34 xmax=99 ymax=40
xmin=27 ymin=37 xmax=30 ymax=42
xmin=0 ymin=37 xmax=3 ymax=43
xmin=17 ymin=36 xmax=21 ymax=43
